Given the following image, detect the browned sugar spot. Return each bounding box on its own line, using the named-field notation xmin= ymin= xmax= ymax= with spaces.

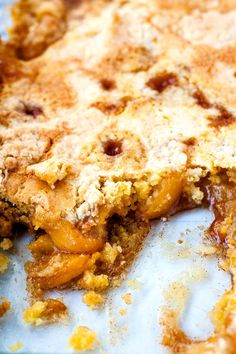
xmin=92 ymin=101 xmax=126 ymax=115
xmin=22 ymin=103 xmax=43 ymax=118
xmin=103 ymin=139 xmax=122 ymax=156
xmin=100 ymin=78 xmax=116 ymax=91
xmin=192 ymin=89 xmax=212 ymax=109
xmin=146 ymin=72 xmax=178 ymax=93
xmin=183 ymin=137 xmax=196 ymax=146
xmin=192 ymin=88 xmax=235 ymax=127
xmin=208 ymin=105 xmax=235 ymax=127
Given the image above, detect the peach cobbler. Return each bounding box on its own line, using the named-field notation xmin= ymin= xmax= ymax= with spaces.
xmin=1 ymin=0 xmax=236 ymax=352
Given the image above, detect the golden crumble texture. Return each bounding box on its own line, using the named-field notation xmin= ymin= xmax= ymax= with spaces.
xmin=121 ymin=293 xmax=133 ymax=305
xmin=0 ymin=238 xmax=13 ymax=250
xmin=1 ymin=1 xmax=236 ymax=353
xmin=23 ymin=299 xmax=67 ymax=326
xmin=0 ymin=253 xmax=10 ymax=273
xmin=78 ymin=271 xmax=109 ymax=291
xmin=69 ymin=326 xmax=97 ymax=352
xmin=82 ymin=291 xmax=105 ymax=309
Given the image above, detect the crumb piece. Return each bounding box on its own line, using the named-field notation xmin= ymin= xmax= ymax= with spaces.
xmin=82 ymin=291 xmax=104 ymax=309
xmin=69 ymin=326 xmax=97 ymax=352
xmin=23 ymin=299 xmax=67 ymax=326
xmin=27 ymin=157 xmax=71 ymax=187
xmin=193 ymin=244 xmax=217 ymax=256
xmin=100 ymin=242 xmax=121 ymax=265
xmin=0 ymin=299 xmax=11 ymax=318
xmin=79 ymin=271 xmax=109 ymax=291
xmin=164 ymin=281 xmax=189 ymax=316
xmin=122 ymin=293 xmax=132 ymax=305
xmin=0 ymin=253 xmax=10 ymax=273
xmin=8 ymin=341 xmax=23 ymax=352
xmin=119 ymin=308 xmax=127 ymax=316
xmin=0 ymin=238 xmax=13 ymax=250
xmin=23 ymin=301 xmax=47 ymax=326
xmin=127 ymin=279 xmax=141 ymax=290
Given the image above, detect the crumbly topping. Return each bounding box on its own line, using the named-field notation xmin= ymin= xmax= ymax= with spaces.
xmin=27 ymin=157 xmax=72 ymax=187
xmin=78 ymin=271 xmax=109 ymax=291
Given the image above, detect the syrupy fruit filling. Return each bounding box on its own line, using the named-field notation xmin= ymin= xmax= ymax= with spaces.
xmin=204 ymin=178 xmax=236 ymax=246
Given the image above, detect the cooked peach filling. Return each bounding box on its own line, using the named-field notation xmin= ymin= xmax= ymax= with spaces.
xmin=25 ymin=171 xmax=183 ymax=291
xmin=139 ymin=171 xmax=183 ymax=219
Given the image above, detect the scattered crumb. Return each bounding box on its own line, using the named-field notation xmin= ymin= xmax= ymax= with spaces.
xmin=164 ymin=281 xmax=189 ymax=316
xmin=0 ymin=238 xmax=13 ymax=250
xmin=193 ymin=244 xmax=217 ymax=256
xmin=23 ymin=299 xmax=67 ymax=326
xmin=122 ymin=324 xmax=128 ymax=333
xmin=127 ymin=279 xmax=141 ymax=290
xmin=119 ymin=308 xmax=127 ymax=316
xmin=179 ymin=265 xmax=208 ymax=284
xmin=8 ymin=341 xmax=23 ymax=352
xmin=0 ymin=253 xmax=10 ymax=273
xmin=0 ymin=298 xmax=11 ymax=318
xmin=78 ymin=271 xmax=109 ymax=291
xmin=122 ymin=293 xmax=132 ymax=305
xmin=163 ymin=265 xmax=208 ymax=318
xmin=23 ymin=301 xmax=47 ymax=326
xmin=177 ymin=245 xmax=191 ymax=258
xmin=100 ymin=242 xmax=121 ymax=265
xmin=69 ymin=326 xmax=97 ymax=352
xmin=82 ymin=291 xmax=105 ymax=309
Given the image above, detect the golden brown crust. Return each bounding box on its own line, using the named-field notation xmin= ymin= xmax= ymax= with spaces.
xmin=8 ymin=0 xmax=67 ymax=60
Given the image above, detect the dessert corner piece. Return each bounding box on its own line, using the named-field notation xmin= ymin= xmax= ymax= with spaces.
xmin=1 ymin=0 xmax=236 ymax=352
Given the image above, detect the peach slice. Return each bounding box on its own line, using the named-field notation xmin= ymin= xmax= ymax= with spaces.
xmin=140 ymin=171 xmax=183 ymax=219
xmin=33 ymin=253 xmax=90 ymax=289
xmin=33 ymin=218 xmax=106 ymax=254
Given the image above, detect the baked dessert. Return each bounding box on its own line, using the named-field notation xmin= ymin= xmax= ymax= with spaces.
xmin=1 ymin=0 xmax=236 ymax=352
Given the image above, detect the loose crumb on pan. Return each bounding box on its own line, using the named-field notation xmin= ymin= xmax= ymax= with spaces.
xmin=0 ymin=253 xmax=10 ymax=273
xmin=69 ymin=326 xmax=97 ymax=352
xmin=82 ymin=291 xmax=105 ymax=309
xmin=78 ymin=271 xmax=109 ymax=291
xmin=0 ymin=298 xmax=11 ymax=318
xmin=119 ymin=308 xmax=127 ymax=316
xmin=127 ymin=279 xmax=141 ymax=290
xmin=23 ymin=299 xmax=68 ymax=326
xmin=121 ymin=293 xmax=133 ymax=305
xmin=8 ymin=341 xmax=23 ymax=352
xmin=0 ymin=238 xmax=13 ymax=250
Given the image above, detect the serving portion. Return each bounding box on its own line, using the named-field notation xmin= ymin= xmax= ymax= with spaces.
xmin=1 ymin=0 xmax=236 ymax=352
